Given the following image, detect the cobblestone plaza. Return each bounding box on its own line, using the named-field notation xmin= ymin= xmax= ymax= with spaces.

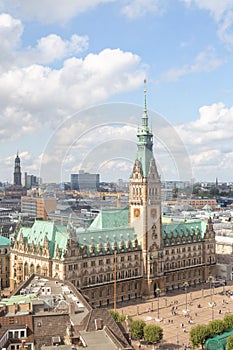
xmin=118 ymin=283 xmax=232 ymax=349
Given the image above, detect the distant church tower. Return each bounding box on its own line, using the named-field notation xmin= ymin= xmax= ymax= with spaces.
xmin=129 ymin=81 xmax=164 ymax=298
xmin=14 ymin=152 xmax=22 ymax=186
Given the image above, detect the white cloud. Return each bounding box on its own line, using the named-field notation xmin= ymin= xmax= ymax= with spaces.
xmin=0 ymin=13 xmax=23 ymax=68
xmin=181 ymin=0 xmax=233 ymax=21
xmin=176 ymin=102 xmax=233 ymax=180
xmin=26 ymin=34 xmax=89 ymax=65
xmin=218 ymin=11 xmax=233 ymax=50
xmin=2 ymin=0 xmax=165 ymax=23
xmin=0 ymin=12 xmax=147 ymax=182
xmin=181 ymin=0 xmax=233 ymax=50
xmin=121 ymin=0 xmax=164 ymax=19
xmin=0 ymin=49 xmax=145 ymax=142
xmin=162 ymin=47 xmax=224 ymax=81
xmin=0 ymin=14 xmax=89 ymax=68
xmin=2 ymin=0 xmax=116 ymax=24
xmin=0 ymin=13 xmax=146 ymax=143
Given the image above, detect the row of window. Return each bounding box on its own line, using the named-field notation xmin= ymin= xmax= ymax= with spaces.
xmin=90 ymin=282 xmax=139 ymax=299
xmin=164 ymin=257 xmax=202 ymax=270
xmin=82 ymin=268 xmax=140 ymax=286
xmin=10 ymin=345 xmax=32 ymax=350
xmin=166 ymin=269 xmax=202 ymax=281
xmin=8 ymin=329 xmax=26 ymax=339
xmin=164 ymin=235 xmax=202 ymax=246
xmin=67 ymin=254 xmax=139 ymax=270
xmin=165 ymin=245 xmax=202 ymax=255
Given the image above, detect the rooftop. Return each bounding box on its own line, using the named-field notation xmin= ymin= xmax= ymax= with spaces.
xmin=9 ymin=275 xmax=132 ymax=349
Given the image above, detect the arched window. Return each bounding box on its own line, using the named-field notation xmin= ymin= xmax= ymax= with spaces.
xmin=24 ymin=262 xmax=29 ymax=277
xmin=30 ymin=264 xmax=34 ymax=275
xmin=42 ymin=264 xmax=48 ymax=276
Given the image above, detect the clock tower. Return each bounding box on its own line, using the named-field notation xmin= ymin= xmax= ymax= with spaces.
xmin=129 ymin=82 xmax=164 ymax=298
xmin=14 ymin=152 xmax=22 ymax=186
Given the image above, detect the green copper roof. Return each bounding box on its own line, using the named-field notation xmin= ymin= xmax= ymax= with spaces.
xmin=135 ymin=85 xmax=154 ymax=177
xmin=0 ymin=235 xmax=10 ymax=246
xmin=89 ymin=208 xmax=129 ymax=230
xmin=78 ymin=226 xmax=135 ymax=246
xmin=17 ymin=220 xmax=68 ymax=259
xmin=77 ymin=208 xmax=136 ymax=255
xmin=0 ymin=293 xmax=37 ymax=306
xmin=162 ymin=220 xmax=207 ymax=239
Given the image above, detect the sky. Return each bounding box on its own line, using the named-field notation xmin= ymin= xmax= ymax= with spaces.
xmin=0 ymin=0 xmax=233 ymax=184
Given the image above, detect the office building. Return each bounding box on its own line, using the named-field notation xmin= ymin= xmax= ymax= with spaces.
xmin=21 ymin=197 xmax=57 ymax=220
xmin=71 ymin=171 xmax=100 ymax=191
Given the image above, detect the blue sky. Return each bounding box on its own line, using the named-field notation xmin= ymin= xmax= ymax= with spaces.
xmin=0 ymin=0 xmax=233 ymax=184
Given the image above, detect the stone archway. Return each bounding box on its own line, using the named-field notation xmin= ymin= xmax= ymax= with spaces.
xmin=30 ymin=263 xmax=34 ymax=275
xmin=36 ymin=265 xmax=41 ymax=275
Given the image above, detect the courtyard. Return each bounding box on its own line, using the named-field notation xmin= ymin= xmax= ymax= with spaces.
xmin=117 ymin=282 xmax=233 ymax=349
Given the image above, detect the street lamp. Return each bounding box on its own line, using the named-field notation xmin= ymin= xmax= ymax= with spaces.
xmin=208 ymin=275 xmax=214 ymax=306
xmin=183 ymin=282 xmax=189 ymax=312
xmin=176 ymin=333 xmax=179 ymax=348
xmin=156 ymin=288 xmax=161 ymax=321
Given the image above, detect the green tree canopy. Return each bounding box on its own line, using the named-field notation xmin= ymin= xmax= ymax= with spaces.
xmin=144 ymin=324 xmax=163 ymax=344
xmin=190 ymin=324 xmax=210 ymax=349
xmin=129 ymin=319 xmax=146 ymax=340
xmin=224 ymin=314 xmax=233 ymax=331
xmin=227 ymin=334 xmax=233 ymax=350
xmin=208 ymin=320 xmax=225 ymax=337
xmin=109 ymin=310 xmax=126 ymax=322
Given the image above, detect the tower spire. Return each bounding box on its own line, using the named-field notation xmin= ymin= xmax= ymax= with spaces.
xmin=142 ymin=79 xmax=148 ymax=128
xmin=14 ymin=151 xmax=22 ymax=186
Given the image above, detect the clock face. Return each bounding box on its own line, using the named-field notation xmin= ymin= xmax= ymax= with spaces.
xmin=134 ymin=208 xmax=140 ymax=218
xmin=151 ymin=209 xmax=157 ymax=218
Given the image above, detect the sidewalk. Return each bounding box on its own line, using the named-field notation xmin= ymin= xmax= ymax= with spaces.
xmin=118 ymin=284 xmax=231 ymax=349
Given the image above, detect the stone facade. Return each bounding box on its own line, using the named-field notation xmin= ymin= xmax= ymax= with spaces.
xmin=10 ymin=215 xmax=142 ymax=308
xmin=0 ymin=235 xmax=10 ymax=289
xmin=10 ymin=87 xmax=216 ymax=307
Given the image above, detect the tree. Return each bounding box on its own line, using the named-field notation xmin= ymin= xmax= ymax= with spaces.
xmin=224 ymin=315 xmax=233 ymax=331
xmin=144 ymin=324 xmax=163 ymax=344
xmin=210 ymin=186 xmax=219 ymax=196
xmin=129 ymin=319 xmax=146 ymax=340
xmin=208 ymin=320 xmax=225 ymax=337
xmin=190 ymin=324 xmax=210 ymax=349
xmin=109 ymin=310 xmax=126 ymax=322
xmin=227 ymin=334 xmax=233 ymax=350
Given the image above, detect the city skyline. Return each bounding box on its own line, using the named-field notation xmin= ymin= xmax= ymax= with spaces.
xmin=0 ymin=1 xmax=233 ymax=182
